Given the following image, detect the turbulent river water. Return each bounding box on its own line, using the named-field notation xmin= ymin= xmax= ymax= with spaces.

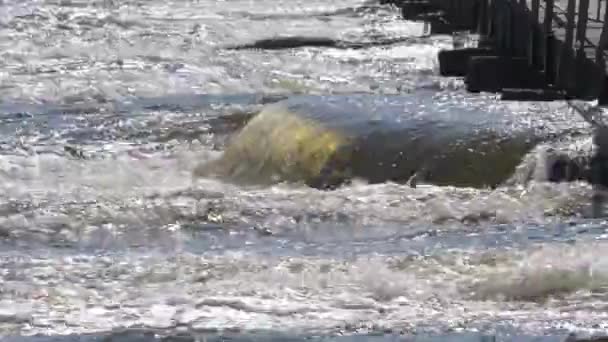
xmin=2 ymin=0 xmax=608 ymax=341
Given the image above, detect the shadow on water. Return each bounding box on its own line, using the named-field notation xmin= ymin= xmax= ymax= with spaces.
xmin=223 ymin=36 xmax=432 ymax=50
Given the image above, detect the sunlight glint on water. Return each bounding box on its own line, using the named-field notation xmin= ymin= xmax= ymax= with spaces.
xmin=0 ymin=0 xmax=607 ymax=340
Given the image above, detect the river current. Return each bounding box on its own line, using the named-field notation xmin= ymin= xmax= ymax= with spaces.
xmin=1 ymin=0 xmax=608 ymax=341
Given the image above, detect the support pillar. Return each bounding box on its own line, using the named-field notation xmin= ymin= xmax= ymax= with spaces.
xmin=465 ymin=56 xmax=546 ymax=92
xmin=437 ymin=47 xmax=495 ymax=76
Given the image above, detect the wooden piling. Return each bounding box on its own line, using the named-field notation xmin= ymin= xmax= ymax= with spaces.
xmin=595 ymin=1 xmax=608 ymax=67
xmin=563 ymin=0 xmax=576 ymax=53
xmin=543 ymin=0 xmax=555 ymax=84
xmin=514 ymin=0 xmax=528 ymax=56
xmin=528 ymin=0 xmax=540 ymax=67
xmin=531 ymin=0 xmax=540 ymax=26
xmin=575 ymin=0 xmax=590 ymax=94
xmin=448 ymin=0 xmax=456 ymax=24
xmin=406 ymin=0 xmax=608 ymax=102
xmin=477 ymin=0 xmax=488 ymax=35
xmin=503 ymin=0 xmax=511 ymax=54
xmin=487 ymin=0 xmax=497 ymax=45
xmin=497 ymin=0 xmax=510 ymax=55
xmin=494 ymin=0 xmax=503 ymax=53
xmin=556 ymin=0 xmax=577 ymax=88
xmin=596 ymin=0 xmax=608 ymax=103
xmin=576 ymin=0 xmax=590 ymax=52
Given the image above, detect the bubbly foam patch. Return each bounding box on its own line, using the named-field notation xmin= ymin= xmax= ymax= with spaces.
xmin=0 ymin=0 xmax=439 ymax=104
xmin=467 ymin=242 xmax=608 ymax=301
xmin=4 ymin=242 xmax=608 ymax=336
xmin=0 ymin=142 xmax=598 ymax=246
xmin=1 ymin=0 xmax=607 ymax=337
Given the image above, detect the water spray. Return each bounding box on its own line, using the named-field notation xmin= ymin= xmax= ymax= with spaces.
xmin=565 ymin=98 xmax=608 ymax=217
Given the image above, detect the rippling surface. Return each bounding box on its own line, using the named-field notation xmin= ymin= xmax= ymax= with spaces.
xmin=1 ymin=0 xmax=608 ymax=340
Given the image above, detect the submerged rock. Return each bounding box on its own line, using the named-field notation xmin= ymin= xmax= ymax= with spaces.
xmin=193 ymin=95 xmax=593 ymax=189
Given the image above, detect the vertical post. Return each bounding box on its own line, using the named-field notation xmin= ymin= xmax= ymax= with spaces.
xmin=591 ymin=127 xmax=608 ymax=218
xmin=563 ymin=0 xmax=576 ymax=51
xmin=487 ymin=0 xmax=496 ymax=40
xmin=471 ymin=0 xmax=479 ymax=32
xmin=511 ymin=0 xmax=519 ymax=54
xmin=543 ymin=0 xmax=555 ymax=84
xmin=451 ymin=0 xmax=458 ymax=28
xmin=531 ymin=0 xmax=540 ymax=22
xmin=516 ymin=1 xmax=527 ymax=56
xmin=519 ymin=0 xmax=529 ymax=56
xmin=575 ymin=0 xmax=590 ymax=95
xmin=503 ymin=0 xmax=515 ymax=56
xmin=596 ymin=4 xmax=608 ymax=66
xmin=596 ymin=0 xmax=608 ymax=104
xmin=528 ymin=0 xmax=540 ymax=67
xmin=478 ymin=0 xmax=488 ymax=35
xmin=556 ymin=0 xmax=577 ymax=88
xmin=576 ymin=0 xmax=590 ymax=54
xmin=459 ymin=0 xmax=464 ymax=27
xmin=497 ymin=0 xmax=508 ymax=55
xmin=449 ymin=0 xmax=455 ymax=23
xmin=495 ymin=0 xmax=504 ymax=54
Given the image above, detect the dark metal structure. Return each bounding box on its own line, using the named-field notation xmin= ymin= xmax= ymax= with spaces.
xmin=390 ymin=0 xmax=608 ymax=103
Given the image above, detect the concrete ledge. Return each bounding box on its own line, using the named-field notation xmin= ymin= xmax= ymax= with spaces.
xmin=438 ymin=47 xmax=495 ymax=77
xmin=465 ymin=56 xmax=546 ymax=93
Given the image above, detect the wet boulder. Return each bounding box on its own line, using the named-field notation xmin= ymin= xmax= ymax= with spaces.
xmin=193 ymin=94 xmax=590 ymax=189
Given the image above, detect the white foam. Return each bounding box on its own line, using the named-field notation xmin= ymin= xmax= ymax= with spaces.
xmin=0 ymin=0 xmax=606 ymax=337
xmin=6 ymin=243 xmax=608 ymax=336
